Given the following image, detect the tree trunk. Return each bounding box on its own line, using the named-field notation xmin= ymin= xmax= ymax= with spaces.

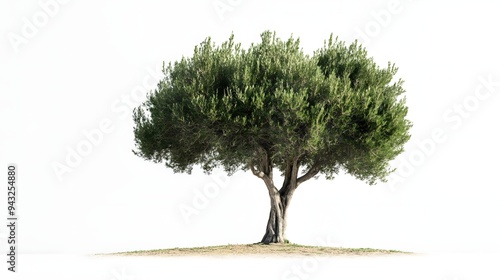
xmin=261 ymin=189 xmax=294 ymax=243
xmin=250 ymin=151 xmax=320 ymax=244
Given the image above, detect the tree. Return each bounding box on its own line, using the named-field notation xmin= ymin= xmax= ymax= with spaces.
xmin=132 ymin=31 xmax=412 ymax=244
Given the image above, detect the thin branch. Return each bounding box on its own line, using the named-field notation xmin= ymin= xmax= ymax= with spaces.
xmin=297 ymin=164 xmax=321 ymax=185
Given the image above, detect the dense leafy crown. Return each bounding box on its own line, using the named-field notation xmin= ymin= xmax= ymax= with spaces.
xmin=133 ymin=31 xmax=411 ymax=184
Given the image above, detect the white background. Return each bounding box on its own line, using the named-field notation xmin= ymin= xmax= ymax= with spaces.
xmin=1 ymin=0 xmax=500 ymax=279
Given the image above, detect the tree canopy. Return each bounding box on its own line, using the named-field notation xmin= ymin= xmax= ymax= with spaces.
xmin=133 ymin=31 xmax=411 ymax=185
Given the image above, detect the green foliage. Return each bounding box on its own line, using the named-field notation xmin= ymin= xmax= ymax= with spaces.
xmin=133 ymin=31 xmax=411 ymax=184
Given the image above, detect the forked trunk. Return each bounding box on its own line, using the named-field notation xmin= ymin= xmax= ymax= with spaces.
xmin=250 ymin=153 xmax=318 ymax=244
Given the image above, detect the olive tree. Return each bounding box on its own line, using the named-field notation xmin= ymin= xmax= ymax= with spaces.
xmin=133 ymin=31 xmax=411 ymax=243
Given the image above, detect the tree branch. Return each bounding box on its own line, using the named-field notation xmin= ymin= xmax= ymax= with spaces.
xmin=249 ymin=157 xmax=277 ymax=195
xmin=280 ymin=161 xmax=293 ymax=191
xmin=279 ymin=157 xmax=300 ymax=197
xmin=249 ymin=162 xmax=264 ymax=178
xmin=290 ymin=159 xmax=299 ymax=186
xmin=258 ymin=146 xmax=273 ymax=180
xmin=297 ymin=164 xmax=321 ymax=185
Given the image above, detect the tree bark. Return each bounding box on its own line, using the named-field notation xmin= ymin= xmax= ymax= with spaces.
xmin=261 ymin=191 xmax=291 ymax=243
xmin=261 ymin=160 xmax=299 ymax=244
xmin=250 ymin=151 xmax=320 ymax=244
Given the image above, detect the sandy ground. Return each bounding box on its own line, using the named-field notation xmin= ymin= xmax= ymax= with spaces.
xmin=111 ymin=243 xmax=408 ymax=257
